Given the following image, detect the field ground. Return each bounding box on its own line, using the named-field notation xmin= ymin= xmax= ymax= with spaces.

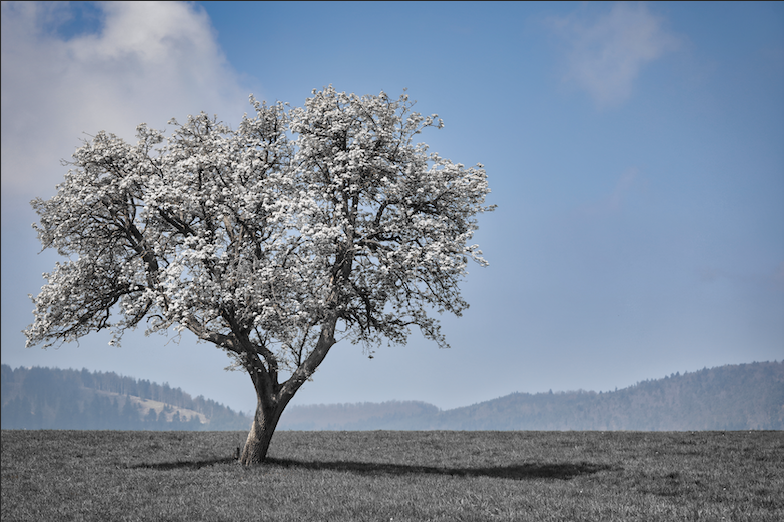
xmin=2 ymin=430 xmax=782 ymax=521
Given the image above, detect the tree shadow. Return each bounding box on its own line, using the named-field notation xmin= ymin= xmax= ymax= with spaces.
xmin=266 ymin=458 xmax=616 ymax=481
xmin=128 ymin=456 xmax=615 ymax=480
xmin=127 ymin=457 xmax=235 ymax=471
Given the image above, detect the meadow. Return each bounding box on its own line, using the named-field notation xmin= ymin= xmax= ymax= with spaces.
xmin=1 ymin=430 xmax=781 ymax=521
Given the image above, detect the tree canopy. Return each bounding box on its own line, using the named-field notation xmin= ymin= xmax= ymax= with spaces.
xmin=25 ymin=86 xmax=494 ymax=463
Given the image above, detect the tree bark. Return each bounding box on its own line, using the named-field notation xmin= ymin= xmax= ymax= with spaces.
xmin=239 ymin=395 xmax=285 ymax=465
xmin=239 ymin=313 xmax=338 ymax=465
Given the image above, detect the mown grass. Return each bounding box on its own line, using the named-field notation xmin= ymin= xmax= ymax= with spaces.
xmin=2 ymin=430 xmax=781 ymax=521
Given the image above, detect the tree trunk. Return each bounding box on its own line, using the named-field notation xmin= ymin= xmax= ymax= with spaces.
xmin=240 ymin=394 xmax=285 ymax=465
xmin=239 ymin=315 xmax=339 ymax=465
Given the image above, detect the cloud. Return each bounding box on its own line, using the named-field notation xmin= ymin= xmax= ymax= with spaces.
xmin=1 ymin=1 xmax=249 ymax=204
xmin=550 ymin=2 xmax=680 ymax=108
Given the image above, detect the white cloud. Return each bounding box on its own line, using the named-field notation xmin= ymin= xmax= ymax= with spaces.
xmin=1 ymin=1 xmax=249 ymax=203
xmin=550 ymin=2 xmax=680 ymax=108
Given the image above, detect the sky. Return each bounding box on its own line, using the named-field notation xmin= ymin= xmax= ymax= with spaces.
xmin=2 ymin=1 xmax=782 ymax=415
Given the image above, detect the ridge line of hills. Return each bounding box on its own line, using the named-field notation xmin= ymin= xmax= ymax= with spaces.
xmin=278 ymin=361 xmax=783 ymax=431
xmin=1 ymin=364 xmax=250 ymax=430
xmin=2 ymin=361 xmax=782 ymax=431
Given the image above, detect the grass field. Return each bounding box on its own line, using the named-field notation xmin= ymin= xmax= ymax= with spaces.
xmin=2 ymin=430 xmax=781 ymax=521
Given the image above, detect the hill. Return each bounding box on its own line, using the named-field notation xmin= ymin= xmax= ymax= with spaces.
xmin=278 ymin=400 xmax=440 ymax=430
xmin=1 ymin=365 xmax=251 ymax=430
xmin=3 ymin=361 xmax=781 ymax=431
xmin=277 ymin=361 xmax=784 ymax=431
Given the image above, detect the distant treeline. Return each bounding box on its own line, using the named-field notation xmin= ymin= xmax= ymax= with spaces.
xmin=277 ymin=361 xmax=784 ymax=431
xmin=279 ymin=400 xmax=441 ymax=430
xmin=1 ymin=365 xmax=250 ymax=430
xmin=3 ymin=361 xmax=781 ymax=431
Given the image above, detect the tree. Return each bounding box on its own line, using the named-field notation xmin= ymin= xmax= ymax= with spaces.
xmin=25 ymin=86 xmax=495 ymax=464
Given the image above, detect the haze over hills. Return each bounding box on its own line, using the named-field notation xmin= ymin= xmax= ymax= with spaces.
xmin=2 ymin=361 xmax=782 ymax=431
xmin=1 ymin=365 xmax=251 ymax=430
xmin=277 ymin=361 xmax=784 ymax=431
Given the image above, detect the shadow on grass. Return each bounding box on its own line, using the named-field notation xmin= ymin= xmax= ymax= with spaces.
xmin=267 ymin=458 xmax=615 ymax=481
xmin=130 ymin=457 xmax=615 ymax=480
xmin=127 ymin=457 xmax=235 ymax=471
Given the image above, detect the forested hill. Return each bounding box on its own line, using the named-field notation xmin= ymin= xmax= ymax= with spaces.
xmin=277 ymin=361 xmax=784 ymax=431
xmin=1 ymin=365 xmax=251 ymax=430
xmin=3 ymin=361 xmax=782 ymax=431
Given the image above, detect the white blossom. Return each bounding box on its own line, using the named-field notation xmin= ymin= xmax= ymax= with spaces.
xmin=25 ymin=87 xmax=495 ymax=461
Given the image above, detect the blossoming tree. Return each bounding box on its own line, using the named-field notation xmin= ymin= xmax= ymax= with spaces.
xmin=25 ymin=86 xmax=494 ymax=464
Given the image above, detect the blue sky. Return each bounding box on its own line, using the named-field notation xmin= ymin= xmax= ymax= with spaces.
xmin=2 ymin=1 xmax=782 ymax=414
